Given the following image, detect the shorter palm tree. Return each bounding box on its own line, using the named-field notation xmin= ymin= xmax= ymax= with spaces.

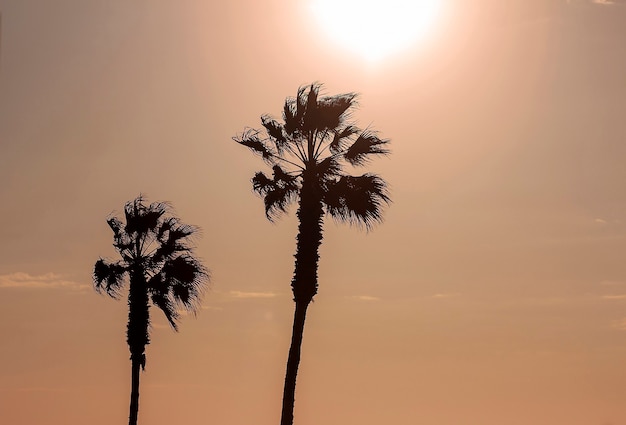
xmin=93 ymin=196 xmax=209 ymax=425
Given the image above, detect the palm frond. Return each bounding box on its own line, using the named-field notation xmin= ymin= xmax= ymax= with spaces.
xmin=107 ymin=217 xmax=124 ymax=237
xmin=151 ymin=290 xmax=180 ymax=330
xmin=343 ymin=130 xmax=390 ymax=166
xmin=283 ymin=100 xmax=298 ymax=136
xmin=316 ymin=93 xmax=357 ymax=131
xmin=302 ymin=83 xmax=321 ymax=132
xmin=148 ymin=273 xmax=180 ymax=330
xmin=295 ymin=85 xmax=309 ymax=122
xmin=93 ymin=258 xmax=127 ymax=299
xmin=156 ymin=216 xmax=178 ymax=242
xmin=324 ymin=174 xmax=390 ymax=229
xmin=264 ymin=186 xmax=298 ymax=221
xmin=162 ymin=255 xmax=209 ymax=310
xmin=152 ymin=222 xmax=197 ymax=265
xmin=252 ymin=171 xmax=274 ymax=196
xmin=272 ymin=165 xmax=298 ymax=187
xmin=329 ymin=125 xmax=359 ymax=154
xmin=234 ymin=130 xmax=276 ymax=163
xmin=261 ymin=115 xmax=288 ymax=153
xmin=317 ymin=157 xmax=341 ymax=179
xmin=124 ymin=198 xmax=168 ymax=236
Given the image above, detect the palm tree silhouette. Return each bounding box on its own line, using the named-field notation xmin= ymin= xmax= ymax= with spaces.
xmin=93 ymin=196 xmax=209 ymax=425
xmin=235 ymin=83 xmax=391 ymax=425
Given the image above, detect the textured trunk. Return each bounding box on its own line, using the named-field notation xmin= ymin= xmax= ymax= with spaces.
xmin=127 ymin=267 xmax=149 ymax=425
xmin=128 ymin=356 xmax=141 ymax=425
xmin=280 ymin=173 xmax=324 ymax=425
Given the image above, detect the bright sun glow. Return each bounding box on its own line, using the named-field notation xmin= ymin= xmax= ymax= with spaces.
xmin=311 ymin=0 xmax=441 ymax=61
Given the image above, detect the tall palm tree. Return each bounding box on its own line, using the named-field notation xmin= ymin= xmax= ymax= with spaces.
xmin=234 ymin=83 xmax=391 ymax=425
xmin=93 ymin=196 xmax=209 ymax=425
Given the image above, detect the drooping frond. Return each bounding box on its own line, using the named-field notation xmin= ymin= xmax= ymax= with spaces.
xmin=160 ymin=255 xmax=209 ymax=312
xmin=148 ymin=272 xmax=180 ymax=330
xmin=343 ymin=130 xmax=390 ymax=166
xmin=252 ymin=171 xmax=274 ymax=196
xmin=261 ymin=115 xmax=288 ymax=153
xmin=93 ymin=258 xmax=128 ymax=299
xmin=234 ymin=130 xmax=276 ymax=164
xmin=251 ymin=168 xmax=300 ymax=221
xmin=263 ymin=185 xmax=299 ymax=221
xmin=324 ymin=174 xmax=391 ymax=229
xmin=272 ymin=165 xmax=297 ymax=186
xmin=150 ymin=290 xmax=179 ymax=330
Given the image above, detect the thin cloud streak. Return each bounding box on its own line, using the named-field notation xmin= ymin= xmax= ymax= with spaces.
xmin=0 ymin=272 xmax=88 ymax=291
xmin=566 ymin=0 xmax=626 ymax=5
xmin=0 ymin=386 xmax=68 ymax=393
xmin=432 ymin=293 xmax=462 ymax=299
xmin=600 ymin=280 xmax=626 ymax=286
xmin=349 ymin=295 xmax=380 ymax=301
xmin=229 ymin=290 xmax=278 ymax=299
xmin=601 ymin=294 xmax=626 ymax=300
xmin=612 ymin=318 xmax=626 ymax=330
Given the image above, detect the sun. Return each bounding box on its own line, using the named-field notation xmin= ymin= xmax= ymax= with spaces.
xmin=310 ymin=0 xmax=441 ymax=61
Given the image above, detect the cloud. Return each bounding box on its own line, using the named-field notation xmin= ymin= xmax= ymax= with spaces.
xmin=566 ymin=0 xmax=626 ymax=5
xmin=602 ymin=294 xmax=626 ymax=300
xmin=350 ymin=295 xmax=380 ymax=301
xmin=600 ymin=280 xmax=626 ymax=286
xmin=0 ymin=386 xmax=68 ymax=393
xmin=612 ymin=318 xmax=626 ymax=330
xmin=432 ymin=293 xmax=462 ymax=299
xmin=151 ymin=323 xmax=171 ymax=330
xmin=592 ymin=0 xmax=626 ymax=4
xmin=590 ymin=0 xmax=626 ymax=4
xmin=0 ymin=272 xmax=88 ymax=291
xmin=229 ymin=290 xmax=278 ymax=299
xmin=201 ymin=305 xmax=224 ymax=311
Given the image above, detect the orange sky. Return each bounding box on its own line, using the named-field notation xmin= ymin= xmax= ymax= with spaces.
xmin=1 ymin=1 xmax=626 ymax=424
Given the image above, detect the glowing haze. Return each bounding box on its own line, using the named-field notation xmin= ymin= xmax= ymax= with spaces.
xmin=1 ymin=1 xmax=626 ymax=425
xmin=310 ymin=0 xmax=442 ymax=60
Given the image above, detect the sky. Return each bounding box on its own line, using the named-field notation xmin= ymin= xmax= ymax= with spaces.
xmin=1 ymin=1 xmax=626 ymax=424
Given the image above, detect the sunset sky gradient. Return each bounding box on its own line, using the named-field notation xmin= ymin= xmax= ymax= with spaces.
xmin=1 ymin=1 xmax=626 ymax=424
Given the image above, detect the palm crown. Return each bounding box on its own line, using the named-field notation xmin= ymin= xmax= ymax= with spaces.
xmin=235 ymin=83 xmax=390 ymax=227
xmin=94 ymin=197 xmax=208 ymax=332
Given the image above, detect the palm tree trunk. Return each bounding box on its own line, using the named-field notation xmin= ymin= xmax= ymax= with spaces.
xmin=280 ymin=174 xmax=324 ymax=425
xmin=280 ymin=301 xmax=309 ymax=425
xmin=129 ymin=356 xmax=141 ymax=425
xmin=127 ymin=268 xmax=149 ymax=425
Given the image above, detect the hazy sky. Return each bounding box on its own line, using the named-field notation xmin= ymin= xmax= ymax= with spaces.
xmin=1 ymin=1 xmax=626 ymax=424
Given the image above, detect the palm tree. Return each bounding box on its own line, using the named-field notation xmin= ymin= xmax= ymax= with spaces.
xmin=93 ymin=196 xmax=209 ymax=425
xmin=234 ymin=83 xmax=391 ymax=425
